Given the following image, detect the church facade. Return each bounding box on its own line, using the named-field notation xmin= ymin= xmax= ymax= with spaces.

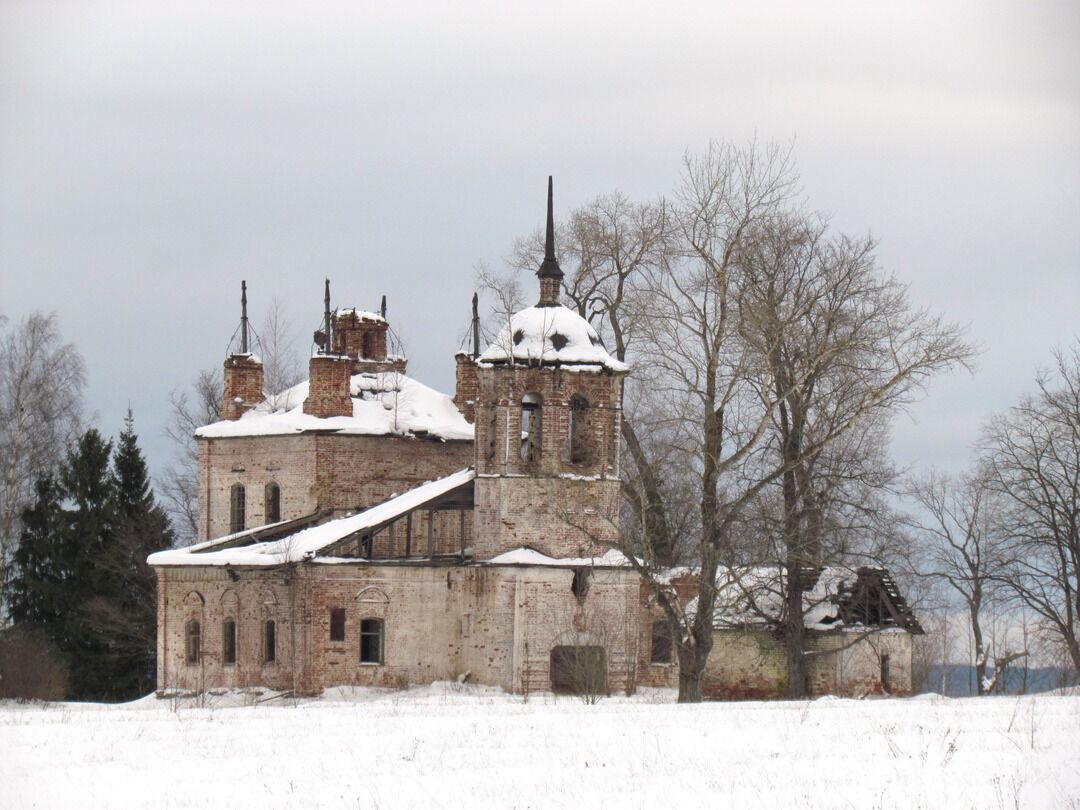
xmin=149 ymin=180 xmax=920 ymax=699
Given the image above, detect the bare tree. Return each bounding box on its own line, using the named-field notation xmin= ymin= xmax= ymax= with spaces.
xmin=904 ymin=468 xmax=1005 ymax=694
xmin=984 ymin=341 xmax=1080 ymax=674
xmin=159 ymin=368 xmax=221 ymax=544
xmin=261 ymin=297 xmax=305 ymax=410
xmin=0 ymin=312 xmax=86 ymax=603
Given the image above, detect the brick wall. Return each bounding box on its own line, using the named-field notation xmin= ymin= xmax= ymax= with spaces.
xmin=156 ymin=561 xmax=642 ymax=697
xmin=198 ymin=433 xmax=473 ymax=540
xmin=473 ymin=476 xmax=621 ymax=560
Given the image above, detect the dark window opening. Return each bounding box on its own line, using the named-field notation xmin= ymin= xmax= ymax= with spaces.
xmin=360 ymin=618 xmax=384 ymax=664
xmin=512 ymin=329 xmax=525 ymax=345
xmin=329 ymin=607 xmax=346 ymax=642
xmin=264 ymin=620 xmax=276 ymax=664
xmin=550 ymin=332 xmax=568 ymax=351
xmin=567 ymin=394 xmax=590 ymax=464
xmin=485 ymin=408 xmax=499 ymax=463
xmin=185 ymin=620 xmax=201 ymax=665
xmin=229 ymin=484 xmax=246 ymax=533
xmin=520 ymin=394 xmax=542 ymax=463
xmin=223 ymin=619 xmax=237 ymax=665
xmin=571 ymin=568 xmax=591 ymax=601
xmin=880 ymin=653 xmax=891 ymax=691
xmin=650 ymin=620 xmax=673 ymax=664
xmin=550 ymin=645 xmax=607 ymax=696
xmin=265 ymin=482 xmax=281 ymax=524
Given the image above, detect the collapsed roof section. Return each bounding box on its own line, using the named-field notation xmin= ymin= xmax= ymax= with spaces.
xmin=685 ymin=566 xmax=923 ymax=634
xmin=196 ymin=371 xmax=474 ymax=441
xmin=149 ymin=468 xmax=478 ymax=567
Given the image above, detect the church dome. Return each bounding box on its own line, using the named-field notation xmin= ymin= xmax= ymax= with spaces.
xmin=477 ymin=305 xmax=628 ymax=372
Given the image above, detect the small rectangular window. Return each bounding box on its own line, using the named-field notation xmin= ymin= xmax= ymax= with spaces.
xmin=650 ymin=620 xmax=673 ymax=664
xmin=880 ymin=653 xmax=891 ymax=691
xmin=360 ymin=618 xmax=384 ymax=664
xmin=329 ymin=608 xmax=346 ymax=642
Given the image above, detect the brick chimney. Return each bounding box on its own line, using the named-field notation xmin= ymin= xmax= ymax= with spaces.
xmin=221 ymin=354 xmax=264 ymax=421
xmin=303 ymin=354 xmax=353 ymax=418
xmin=454 ymin=353 xmax=478 ymax=423
xmin=331 ymin=306 xmax=408 ymax=375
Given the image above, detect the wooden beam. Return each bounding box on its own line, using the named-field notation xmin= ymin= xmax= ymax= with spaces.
xmin=405 ymin=512 xmax=412 ymax=557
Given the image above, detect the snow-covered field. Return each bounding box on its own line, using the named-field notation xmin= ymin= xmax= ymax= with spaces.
xmin=2 ymin=685 xmax=1078 ymax=809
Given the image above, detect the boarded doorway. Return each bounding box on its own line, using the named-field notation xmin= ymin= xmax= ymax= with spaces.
xmin=550 ymin=645 xmax=607 ymax=696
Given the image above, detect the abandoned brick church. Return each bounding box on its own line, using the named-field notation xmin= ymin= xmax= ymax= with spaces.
xmin=149 ymin=180 xmax=921 ymax=699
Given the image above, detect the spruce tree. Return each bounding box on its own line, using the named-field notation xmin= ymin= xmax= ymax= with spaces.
xmin=7 ymin=476 xmax=66 ymax=628
xmin=96 ymin=411 xmax=173 ymax=697
xmin=59 ymin=428 xmax=117 ymax=700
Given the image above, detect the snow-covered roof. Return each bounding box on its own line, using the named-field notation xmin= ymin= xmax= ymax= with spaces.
xmin=478 ymin=306 xmax=628 ymax=372
xmin=684 ymin=566 xmax=919 ymax=632
xmin=149 ymin=468 xmax=477 ymax=567
xmin=335 ymin=308 xmax=385 ymax=323
xmin=196 ymin=371 xmax=473 ymax=441
xmin=485 ymin=547 xmax=632 ymax=568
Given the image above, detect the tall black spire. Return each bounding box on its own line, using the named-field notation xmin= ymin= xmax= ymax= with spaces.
xmin=537 ymin=175 xmax=562 ymax=281
xmin=322 ymin=278 xmax=332 ymax=354
xmin=239 ymin=280 xmax=249 ymax=354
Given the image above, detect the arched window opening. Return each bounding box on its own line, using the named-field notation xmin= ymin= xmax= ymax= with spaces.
xmin=650 ymin=620 xmax=673 ymax=664
xmin=185 ymin=620 xmax=201 ymax=665
xmin=567 ymin=394 xmax=590 ymax=464
xmin=360 ymin=618 xmax=384 ymax=664
xmin=230 ymin=484 xmax=246 ymax=533
xmin=265 ymin=482 xmax=281 ymax=524
xmin=223 ymin=619 xmax=237 ymax=665
xmin=264 ymin=620 xmax=276 ymax=664
xmin=520 ymin=393 xmax=542 ymax=463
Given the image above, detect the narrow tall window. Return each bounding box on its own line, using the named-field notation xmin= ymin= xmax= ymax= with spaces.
xmin=362 ymin=331 xmax=374 ymax=359
xmin=880 ymin=653 xmax=891 ymax=691
xmin=329 ymin=607 xmax=346 ymax=642
xmin=567 ymin=394 xmax=590 ymax=464
xmin=360 ymin=618 xmax=384 ymax=664
xmin=520 ymin=393 xmax=542 ymax=463
xmin=650 ymin=620 xmax=673 ymax=664
xmin=185 ymin=620 xmax=201 ymax=664
xmin=265 ymin=482 xmax=281 ymax=524
xmin=230 ymin=484 xmax=246 ymax=533
xmin=223 ymin=619 xmax=237 ymax=665
xmin=264 ymin=620 xmax=276 ymax=664
xmin=485 ymin=408 xmax=498 ymax=463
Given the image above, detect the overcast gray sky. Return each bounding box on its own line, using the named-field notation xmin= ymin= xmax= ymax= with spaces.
xmin=2 ymin=0 xmax=1078 ymax=478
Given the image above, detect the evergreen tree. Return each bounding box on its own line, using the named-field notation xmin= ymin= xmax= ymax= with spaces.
xmin=7 ymin=476 xmax=66 ymax=627
xmin=7 ymin=417 xmax=173 ymax=701
xmin=59 ymin=429 xmax=117 ymax=700
xmin=91 ymin=411 xmax=173 ymax=697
